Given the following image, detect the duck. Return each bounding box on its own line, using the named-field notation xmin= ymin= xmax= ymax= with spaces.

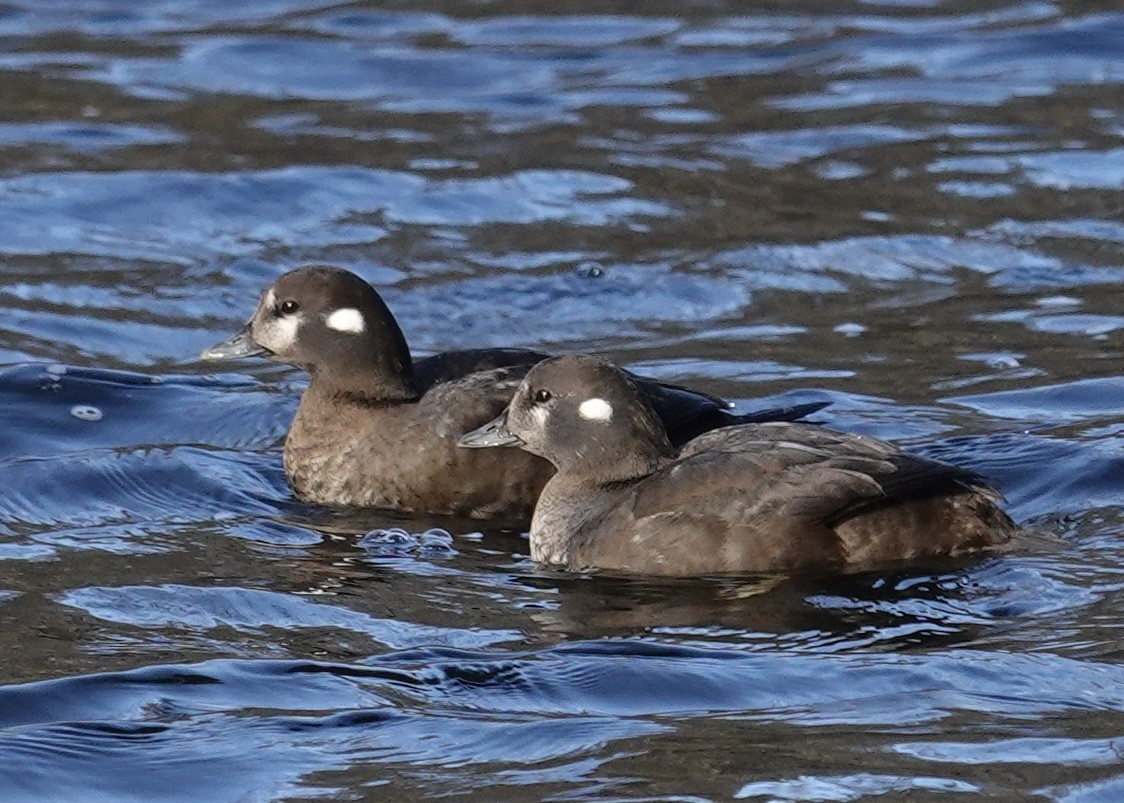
xmin=200 ymin=266 xmax=827 ymax=520
xmin=459 ymin=354 xmax=1019 ymax=574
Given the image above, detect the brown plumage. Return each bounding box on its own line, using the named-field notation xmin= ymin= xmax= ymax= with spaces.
xmin=200 ymin=266 xmax=828 ymax=519
xmin=460 ymin=355 xmax=1019 ymax=575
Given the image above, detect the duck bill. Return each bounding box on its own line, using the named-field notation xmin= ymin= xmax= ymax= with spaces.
xmin=458 ymin=414 xmax=524 ymax=449
xmin=200 ymin=326 xmax=270 ymax=361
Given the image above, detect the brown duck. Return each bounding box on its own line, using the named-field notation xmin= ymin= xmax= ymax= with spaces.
xmin=460 ymin=355 xmax=1019 ymax=574
xmin=200 ymin=266 xmax=827 ymax=519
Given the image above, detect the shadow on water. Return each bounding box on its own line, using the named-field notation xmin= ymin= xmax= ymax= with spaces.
xmin=0 ymin=0 xmax=1122 ymax=799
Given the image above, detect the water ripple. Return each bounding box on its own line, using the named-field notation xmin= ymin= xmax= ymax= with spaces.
xmin=0 ymin=0 xmax=1122 ymax=799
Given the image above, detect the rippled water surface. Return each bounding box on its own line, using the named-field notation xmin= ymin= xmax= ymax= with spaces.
xmin=1 ymin=1 xmax=1122 ymax=800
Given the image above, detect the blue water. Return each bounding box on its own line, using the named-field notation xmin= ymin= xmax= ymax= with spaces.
xmin=0 ymin=1 xmax=1122 ymax=800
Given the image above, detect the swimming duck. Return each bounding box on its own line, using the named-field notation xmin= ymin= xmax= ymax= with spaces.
xmin=201 ymin=266 xmax=826 ymax=519
xmin=460 ymin=355 xmax=1018 ymax=573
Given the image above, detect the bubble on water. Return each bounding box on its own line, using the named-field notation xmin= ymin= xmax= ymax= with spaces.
xmin=420 ymin=528 xmax=454 ymax=548
xmin=46 ymin=364 xmax=67 ymax=376
xmin=834 ymin=322 xmax=867 ymax=337
xmin=70 ymin=405 xmax=103 ymax=422
xmin=358 ymin=527 xmax=456 ymax=559
xmin=359 ymin=528 xmax=413 ymax=548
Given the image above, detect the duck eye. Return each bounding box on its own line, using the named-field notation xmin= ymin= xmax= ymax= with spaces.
xmin=532 ymin=389 xmax=552 ymax=404
xmin=279 ymin=300 xmax=300 ymax=315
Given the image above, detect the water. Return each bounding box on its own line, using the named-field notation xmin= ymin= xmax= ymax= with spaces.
xmin=0 ymin=0 xmax=1122 ymax=800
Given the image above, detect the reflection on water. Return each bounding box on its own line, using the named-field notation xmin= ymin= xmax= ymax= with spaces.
xmin=0 ymin=0 xmax=1122 ymax=799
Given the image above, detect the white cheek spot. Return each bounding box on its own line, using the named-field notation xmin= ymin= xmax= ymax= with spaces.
xmin=325 ymin=307 xmax=366 ymax=334
xmin=578 ymin=397 xmax=613 ymax=422
xmin=531 ymin=405 xmax=549 ymax=428
xmin=262 ymin=314 xmax=301 ymax=352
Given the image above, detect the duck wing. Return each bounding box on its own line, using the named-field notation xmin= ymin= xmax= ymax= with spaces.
xmin=680 ymin=421 xmax=992 ymax=518
xmin=589 ymin=425 xmax=1006 ymax=574
xmin=422 ymin=365 xmax=531 ymax=439
xmin=630 ymin=377 xmax=829 ymax=446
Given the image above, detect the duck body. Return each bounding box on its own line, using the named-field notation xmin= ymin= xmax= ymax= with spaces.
xmin=460 ymin=355 xmax=1019 ymax=575
xmin=529 ymin=422 xmax=1015 ymax=575
xmin=201 ymin=266 xmax=826 ymax=519
xmin=283 ymin=363 xmax=549 ymax=518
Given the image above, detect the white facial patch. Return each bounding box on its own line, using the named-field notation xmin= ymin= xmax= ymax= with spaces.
xmin=260 ymin=313 xmax=301 ymax=352
xmin=531 ymin=404 xmax=550 ymax=428
xmin=578 ymin=397 xmax=613 ymax=422
xmin=325 ymin=307 xmax=366 ymax=334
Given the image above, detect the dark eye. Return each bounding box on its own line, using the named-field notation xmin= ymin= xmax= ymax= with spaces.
xmin=533 ymin=389 xmax=552 ymax=404
xmin=279 ymin=300 xmax=300 ymax=315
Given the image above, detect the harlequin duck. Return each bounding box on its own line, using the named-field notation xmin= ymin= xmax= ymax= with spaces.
xmin=201 ymin=266 xmax=827 ymax=520
xmin=459 ymin=355 xmax=1018 ymax=572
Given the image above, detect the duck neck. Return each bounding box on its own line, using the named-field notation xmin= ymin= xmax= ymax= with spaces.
xmin=306 ymin=354 xmax=418 ymax=407
xmin=311 ymin=371 xmax=417 ymax=407
xmin=600 ymin=449 xmax=671 ymax=487
xmin=368 ymin=293 xmax=418 ymax=398
xmin=563 ymin=440 xmax=673 ymax=488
